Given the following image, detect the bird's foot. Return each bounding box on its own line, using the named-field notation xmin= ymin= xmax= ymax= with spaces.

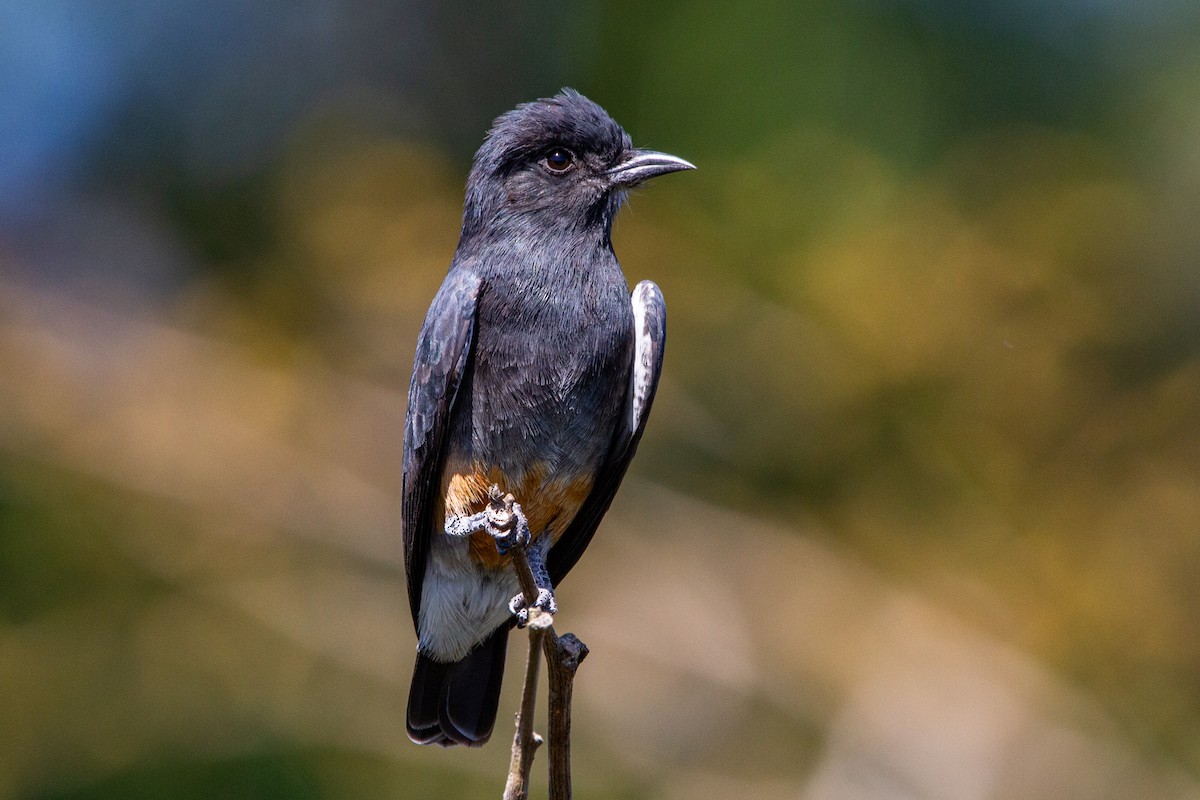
xmin=485 ymin=485 xmax=531 ymax=555
xmin=445 ymin=485 xmax=532 ymax=552
xmin=509 ymin=587 xmax=557 ymax=629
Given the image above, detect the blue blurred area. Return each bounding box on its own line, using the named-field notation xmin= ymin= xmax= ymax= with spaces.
xmin=3 ymin=0 xmax=1189 ymax=221
xmin=0 ymin=1 xmax=596 ymax=215
xmin=3 ymin=2 xmax=366 ymax=212
xmin=0 ymin=3 xmax=118 ymax=216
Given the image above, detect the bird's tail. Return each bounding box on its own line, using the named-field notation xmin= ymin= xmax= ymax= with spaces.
xmin=406 ymin=624 xmax=509 ymax=746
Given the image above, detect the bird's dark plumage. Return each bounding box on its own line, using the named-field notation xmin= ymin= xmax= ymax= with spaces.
xmin=402 ymin=89 xmax=691 ymax=746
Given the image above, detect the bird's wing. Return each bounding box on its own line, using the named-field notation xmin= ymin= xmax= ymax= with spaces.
xmin=403 ymin=269 xmax=483 ymax=628
xmin=547 ymin=280 xmax=666 ymax=584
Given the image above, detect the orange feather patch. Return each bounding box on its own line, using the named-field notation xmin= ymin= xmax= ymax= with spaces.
xmin=443 ymin=463 xmax=595 ymax=569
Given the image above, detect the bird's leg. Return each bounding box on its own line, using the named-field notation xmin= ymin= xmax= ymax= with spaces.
xmin=480 ymin=486 xmax=556 ymax=627
xmin=508 ymin=537 xmax=557 ymax=628
xmin=444 ymin=510 xmax=494 ymax=538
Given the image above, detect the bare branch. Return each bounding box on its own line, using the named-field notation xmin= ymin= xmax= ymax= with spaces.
xmin=545 ymin=633 xmax=588 ymax=800
xmin=487 ymin=486 xmax=588 ymax=800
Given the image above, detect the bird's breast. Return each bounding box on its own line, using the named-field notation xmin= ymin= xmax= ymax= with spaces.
xmin=440 ymin=272 xmax=633 ymax=568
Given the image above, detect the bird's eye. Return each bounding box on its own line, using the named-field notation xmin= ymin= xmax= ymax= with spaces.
xmin=543 ymin=147 xmax=575 ymax=173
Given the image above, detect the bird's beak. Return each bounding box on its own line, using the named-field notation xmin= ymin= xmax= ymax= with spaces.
xmin=606 ymin=149 xmax=696 ymax=188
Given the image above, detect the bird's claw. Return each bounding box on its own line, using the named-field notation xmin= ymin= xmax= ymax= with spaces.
xmin=509 ymin=587 xmax=557 ymax=629
xmin=485 ymin=485 xmax=531 ymax=555
xmin=493 ymin=518 xmax=530 ymax=555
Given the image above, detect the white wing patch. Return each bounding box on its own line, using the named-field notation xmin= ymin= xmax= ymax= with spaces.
xmin=629 ymin=280 xmax=664 ymax=434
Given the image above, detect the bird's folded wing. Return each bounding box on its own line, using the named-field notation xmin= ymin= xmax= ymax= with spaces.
xmin=547 ymin=280 xmax=666 ymax=584
xmin=403 ymin=268 xmax=483 ymax=627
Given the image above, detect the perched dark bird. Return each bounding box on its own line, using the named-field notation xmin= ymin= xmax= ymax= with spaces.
xmin=403 ymin=89 xmax=693 ymax=747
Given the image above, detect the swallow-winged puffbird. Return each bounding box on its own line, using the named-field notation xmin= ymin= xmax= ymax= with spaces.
xmin=402 ymin=89 xmax=693 ymax=746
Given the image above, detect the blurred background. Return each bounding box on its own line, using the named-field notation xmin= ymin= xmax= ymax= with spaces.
xmin=2 ymin=1 xmax=1200 ymax=798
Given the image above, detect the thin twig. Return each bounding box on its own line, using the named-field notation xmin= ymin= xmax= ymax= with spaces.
xmin=503 ymin=627 xmax=544 ymax=800
xmin=503 ymin=545 xmax=548 ymax=800
xmin=510 ymin=547 xmax=541 ymax=614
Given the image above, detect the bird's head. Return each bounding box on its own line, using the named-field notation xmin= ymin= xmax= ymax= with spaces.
xmin=461 ymin=89 xmax=694 ymax=242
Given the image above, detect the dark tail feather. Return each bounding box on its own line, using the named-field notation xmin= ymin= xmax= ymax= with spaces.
xmin=407 ymin=654 xmax=453 ymax=746
xmin=407 ymin=625 xmax=509 ymax=747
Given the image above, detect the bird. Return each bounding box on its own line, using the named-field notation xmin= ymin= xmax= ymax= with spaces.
xmin=402 ymin=88 xmax=693 ymax=747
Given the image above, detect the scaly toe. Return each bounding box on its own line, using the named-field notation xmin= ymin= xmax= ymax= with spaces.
xmin=533 ymin=587 xmax=557 ymax=616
